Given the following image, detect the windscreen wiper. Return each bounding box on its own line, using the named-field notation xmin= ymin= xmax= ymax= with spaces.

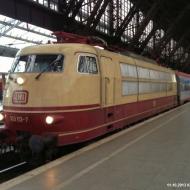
xmin=35 ymin=56 xmax=62 ymax=80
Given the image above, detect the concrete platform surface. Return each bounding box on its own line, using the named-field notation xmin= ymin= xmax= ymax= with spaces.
xmin=1 ymin=103 xmax=190 ymax=190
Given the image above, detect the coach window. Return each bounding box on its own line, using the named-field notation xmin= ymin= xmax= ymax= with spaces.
xmin=78 ymin=56 xmax=98 ymax=74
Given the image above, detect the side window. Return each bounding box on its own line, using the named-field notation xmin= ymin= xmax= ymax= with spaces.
xmin=120 ymin=63 xmax=137 ymax=78
xmin=78 ymin=56 xmax=98 ymax=74
xmin=139 ymin=82 xmax=151 ymax=93
xmin=137 ymin=67 xmax=150 ymax=79
xmin=150 ymin=70 xmax=160 ymax=80
xmin=122 ymin=81 xmax=138 ymax=95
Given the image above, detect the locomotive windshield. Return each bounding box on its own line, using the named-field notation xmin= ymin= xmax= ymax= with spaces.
xmin=12 ymin=54 xmax=64 ymax=73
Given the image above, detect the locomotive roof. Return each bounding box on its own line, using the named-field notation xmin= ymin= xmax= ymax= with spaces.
xmin=18 ymin=43 xmax=174 ymax=73
xmin=18 ymin=43 xmax=98 ymax=56
xmin=176 ymin=71 xmax=190 ymax=78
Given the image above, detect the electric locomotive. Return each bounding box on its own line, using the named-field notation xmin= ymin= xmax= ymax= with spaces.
xmin=0 ymin=33 xmax=178 ymax=155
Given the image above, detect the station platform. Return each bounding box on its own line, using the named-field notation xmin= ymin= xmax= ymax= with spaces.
xmin=1 ymin=103 xmax=190 ymax=190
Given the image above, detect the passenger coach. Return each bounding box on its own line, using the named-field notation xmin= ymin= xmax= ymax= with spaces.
xmin=176 ymin=71 xmax=190 ymax=104
xmin=1 ymin=43 xmax=177 ymax=150
xmin=0 ymin=75 xmax=2 ymax=103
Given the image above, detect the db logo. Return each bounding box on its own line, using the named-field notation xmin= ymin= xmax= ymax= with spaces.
xmin=12 ymin=90 xmax=29 ymax=104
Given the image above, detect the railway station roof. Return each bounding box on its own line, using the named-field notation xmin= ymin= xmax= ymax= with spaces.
xmin=131 ymin=0 xmax=190 ymax=46
xmin=0 ymin=14 xmax=55 ymax=72
xmin=0 ymin=0 xmax=190 ymax=72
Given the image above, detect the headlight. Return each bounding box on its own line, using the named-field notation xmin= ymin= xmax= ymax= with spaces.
xmin=0 ymin=113 xmax=4 ymax=122
xmin=16 ymin=77 xmax=25 ymax=85
xmin=45 ymin=116 xmax=54 ymax=125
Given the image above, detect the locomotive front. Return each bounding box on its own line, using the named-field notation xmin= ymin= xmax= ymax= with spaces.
xmin=0 ymin=43 xmax=100 ymax=154
xmin=1 ymin=44 xmax=67 ymax=151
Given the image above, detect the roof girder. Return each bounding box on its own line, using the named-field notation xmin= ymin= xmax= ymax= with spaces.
xmin=89 ymin=0 xmax=110 ymax=31
xmin=153 ymin=3 xmax=190 ymax=56
xmin=0 ymin=20 xmax=53 ymax=39
xmin=139 ymin=24 xmax=158 ymax=54
xmin=129 ymin=0 xmax=161 ymax=48
xmin=3 ymin=33 xmax=42 ymax=44
xmin=0 ymin=45 xmax=18 ymax=57
xmin=85 ymin=0 xmax=104 ymax=29
xmin=114 ymin=4 xmax=138 ymax=39
xmin=0 ymin=20 xmax=22 ymax=38
xmin=70 ymin=0 xmax=85 ymax=20
xmin=169 ymin=28 xmax=190 ymax=57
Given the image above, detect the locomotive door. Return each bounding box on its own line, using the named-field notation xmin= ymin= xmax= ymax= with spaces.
xmin=100 ymin=56 xmax=115 ymax=107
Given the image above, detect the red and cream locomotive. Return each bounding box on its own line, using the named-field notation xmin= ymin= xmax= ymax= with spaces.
xmin=0 ymin=32 xmax=188 ymax=155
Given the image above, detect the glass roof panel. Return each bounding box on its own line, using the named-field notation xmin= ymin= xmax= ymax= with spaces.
xmin=0 ymin=14 xmax=56 ymax=72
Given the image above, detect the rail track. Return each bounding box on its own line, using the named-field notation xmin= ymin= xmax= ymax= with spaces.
xmin=0 ymin=140 xmax=91 ymax=183
xmin=0 ymin=162 xmax=29 ymax=183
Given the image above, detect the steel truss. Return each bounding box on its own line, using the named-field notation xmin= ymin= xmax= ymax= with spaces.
xmin=28 ymin=0 xmax=190 ymax=71
xmin=0 ymin=0 xmax=189 ymax=71
xmin=0 ymin=16 xmax=55 ymax=57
